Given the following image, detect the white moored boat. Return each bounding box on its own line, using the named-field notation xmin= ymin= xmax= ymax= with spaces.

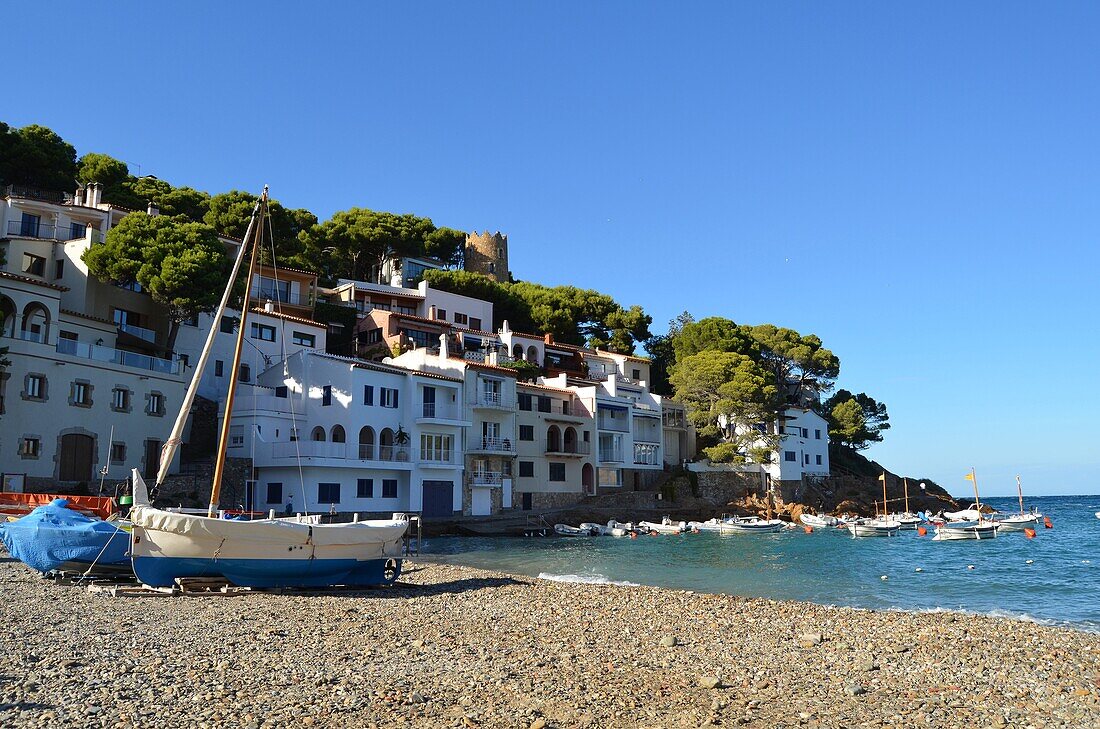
xmin=578 ymin=522 xmax=627 ymax=537
xmin=554 ymin=523 xmax=598 ymax=537
xmin=932 ymin=521 xmax=998 ymax=540
xmin=846 ymin=517 xmax=902 ymax=537
xmin=638 ymin=518 xmax=686 ymax=534
xmin=994 ymin=513 xmax=1040 ymax=532
xmin=722 ymin=516 xmax=786 ymax=533
xmin=892 ymin=513 xmax=922 ymax=530
xmin=799 ymin=513 xmax=838 ymax=528
xmin=129 ymin=190 xmax=408 ymax=589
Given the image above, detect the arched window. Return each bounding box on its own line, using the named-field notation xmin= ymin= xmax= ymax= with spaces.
xmin=564 ymin=427 xmax=578 ymax=453
xmin=331 ymin=425 xmax=346 ymax=443
xmin=0 ymin=296 xmax=17 ymax=338
xmin=358 ymin=426 xmax=375 ymax=460
xmin=512 ymin=343 xmax=523 ymax=360
xmin=311 ymin=426 xmax=326 ymax=442
xmin=526 ymin=346 xmax=538 ymax=363
xmin=547 ymin=425 xmax=561 ymax=453
xmin=379 ymin=428 xmax=395 ymax=460
xmin=20 ymin=302 xmax=50 ymax=344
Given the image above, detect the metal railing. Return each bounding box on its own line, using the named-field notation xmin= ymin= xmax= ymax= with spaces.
xmin=468 ymin=437 xmax=516 ymax=454
xmin=633 ymin=444 xmax=660 ymax=465
xmin=378 ymin=445 xmax=411 ymax=462
xmin=545 ymin=441 xmax=591 ymax=455
xmin=598 ymin=449 xmax=625 ymax=463
xmin=249 ymin=287 xmax=313 ymax=307
xmin=471 ymin=391 xmax=515 ymax=409
xmin=597 ymin=416 xmax=631 ymax=432
xmin=6 ymin=219 xmax=102 ymax=242
xmin=56 ymin=338 xmax=181 ymax=375
xmin=4 ymin=184 xmax=69 ymax=204
xmin=470 ymin=471 xmax=504 ymax=486
xmin=116 ymin=321 xmax=157 ymax=343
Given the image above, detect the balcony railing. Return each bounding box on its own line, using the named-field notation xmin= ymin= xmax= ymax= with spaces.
xmin=116 ymin=321 xmax=157 ymax=343
xmin=420 ymin=402 xmax=461 ymax=420
xmin=419 ymin=449 xmax=456 ymax=465
xmin=470 ymin=471 xmax=504 ymax=486
xmin=463 ymin=351 xmax=515 ymax=365
xmin=4 ymin=184 xmax=69 ymax=204
xmin=249 ymin=287 xmax=313 ymax=307
xmin=597 ymin=416 xmax=631 ymax=432
xmin=633 ymin=444 xmax=660 ymax=465
xmin=663 ymin=412 xmax=687 ymax=428
xmin=633 ymin=429 xmax=662 ymax=444
xmin=468 ymin=437 xmax=516 ymax=454
xmin=56 ymin=338 xmax=181 ymax=375
xmin=5 ymin=219 xmax=102 ymax=242
xmin=471 ymin=391 xmax=514 ymax=409
xmin=378 ymin=445 xmax=411 ymax=462
xmin=545 ymin=441 xmax=591 ymax=456
xmin=598 ymin=449 xmax=624 ymax=463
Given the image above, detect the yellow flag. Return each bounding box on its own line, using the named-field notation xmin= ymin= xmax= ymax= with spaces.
xmin=878 ymin=473 xmax=886 ymax=482
xmin=964 ymin=473 xmax=975 ymax=481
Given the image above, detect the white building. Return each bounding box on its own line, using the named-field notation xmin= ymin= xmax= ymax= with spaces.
xmin=230 ymin=350 xmax=468 ymax=517
xmin=729 ymin=407 xmax=831 ymax=483
xmin=0 ymin=184 xmax=186 ymax=489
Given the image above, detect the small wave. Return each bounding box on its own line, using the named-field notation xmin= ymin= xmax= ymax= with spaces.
xmin=537 ymin=572 xmax=640 ymax=587
xmin=885 ymin=605 xmax=1099 ymax=634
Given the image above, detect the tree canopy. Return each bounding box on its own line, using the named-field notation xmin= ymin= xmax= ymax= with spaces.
xmin=82 ymin=213 xmax=229 ymax=353
xmin=0 ymin=123 xmax=77 ymax=191
xmin=824 ymin=389 xmax=890 ymax=450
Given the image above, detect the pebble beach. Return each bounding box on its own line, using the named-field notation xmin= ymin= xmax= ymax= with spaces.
xmin=2 ymin=557 xmax=1099 ymax=729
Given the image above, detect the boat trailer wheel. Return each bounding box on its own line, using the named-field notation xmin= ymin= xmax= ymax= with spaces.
xmin=383 ymin=559 xmax=399 ymax=583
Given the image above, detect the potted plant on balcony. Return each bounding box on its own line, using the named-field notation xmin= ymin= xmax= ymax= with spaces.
xmin=394 ymin=425 xmax=410 ymax=461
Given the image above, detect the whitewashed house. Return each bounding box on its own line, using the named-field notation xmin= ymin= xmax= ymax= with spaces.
xmin=230 ymin=350 xmax=468 ymax=517
xmin=0 ymin=184 xmax=187 ymax=490
xmin=513 ymin=382 xmax=596 ymax=509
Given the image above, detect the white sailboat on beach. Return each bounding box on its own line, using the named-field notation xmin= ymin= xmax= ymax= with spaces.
xmin=933 ymin=469 xmax=997 ymax=541
xmin=129 ymin=189 xmax=408 ymax=588
xmin=847 ymin=472 xmax=901 ymax=537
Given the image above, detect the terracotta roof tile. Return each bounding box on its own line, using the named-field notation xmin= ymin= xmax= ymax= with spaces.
xmin=249 ymin=307 xmax=325 ymax=328
xmin=0 ymin=270 xmax=68 ymax=292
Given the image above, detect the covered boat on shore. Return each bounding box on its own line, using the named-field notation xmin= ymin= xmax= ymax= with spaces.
xmin=0 ymin=499 xmax=131 ymax=576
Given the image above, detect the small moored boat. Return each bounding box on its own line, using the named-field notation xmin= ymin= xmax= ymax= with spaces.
xmin=638 ymin=518 xmax=685 ymax=534
xmin=847 ymin=517 xmax=902 ymax=537
xmin=554 ymin=523 xmax=598 ymax=537
xmin=799 ymin=513 xmax=838 ymax=528
xmin=722 ymin=516 xmax=786 ymax=533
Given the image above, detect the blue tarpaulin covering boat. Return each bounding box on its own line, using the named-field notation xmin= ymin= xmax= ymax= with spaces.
xmin=0 ymin=499 xmax=131 ymax=576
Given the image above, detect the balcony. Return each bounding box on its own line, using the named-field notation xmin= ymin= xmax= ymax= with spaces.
xmin=378 ymin=445 xmax=411 ymax=463
xmin=545 ymin=441 xmax=591 ymax=457
xmin=5 ymin=219 xmax=102 ymax=242
xmin=418 ymin=449 xmax=457 ymax=467
xmin=470 ymin=391 xmax=514 ymax=410
xmin=463 ymin=351 xmax=515 ymax=365
xmin=468 ymin=437 xmax=517 ymax=455
xmin=417 ymin=402 xmax=466 ymax=423
xmin=470 ymin=471 xmax=504 ymax=486
xmin=663 ymin=412 xmax=687 ymax=429
xmin=249 ymin=287 xmax=313 ymax=308
xmin=597 ymin=416 xmax=631 ymax=433
xmin=598 ymin=448 xmax=624 ymax=464
xmin=262 ymin=441 xmax=413 ymax=469
xmin=633 ymin=444 xmax=661 ymax=466
xmin=116 ymin=321 xmax=157 ymax=343
xmin=56 ymin=338 xmax=182 ymax=375
xmin=544 ymin=401 xmax=589 ymax=421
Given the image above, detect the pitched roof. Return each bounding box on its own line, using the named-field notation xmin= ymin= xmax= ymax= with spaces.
xmin=60 ymin=308 xmax=114 ymax=326
xmin=249 ymin=307 xmax=325 ymax=328
xmin=451 ymin=357 xmax=518 ymax=377
xmin=0 ymin=271 xmax=68 ymax=292
xmin=595 ymin=349 xmax=650 ymax=363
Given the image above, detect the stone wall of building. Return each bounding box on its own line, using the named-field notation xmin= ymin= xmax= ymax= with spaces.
xmin=464 ymin=231 xmax=509 ymax=282
xmin=154 ymin=457 xmax=252 ymax=509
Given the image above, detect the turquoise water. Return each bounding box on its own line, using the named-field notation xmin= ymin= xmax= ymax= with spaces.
xmin=423 ymin=495 xmax=1100 ymax=631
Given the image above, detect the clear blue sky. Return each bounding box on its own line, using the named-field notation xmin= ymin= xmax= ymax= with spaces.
xmin=7 ymin=3 xmax=1099 ymax=495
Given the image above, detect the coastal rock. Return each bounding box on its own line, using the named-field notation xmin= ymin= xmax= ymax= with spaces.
xmin=845 ymin=684 xmax=867 ymax=697
xmin=698 ymin=676 xmax=722 ymax=689
xmin=659 ymin=635 xmax=678 ymax=648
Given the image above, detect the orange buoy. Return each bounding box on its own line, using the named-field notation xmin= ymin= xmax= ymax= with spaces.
xmin=1044 ymin=517 xmax=1053 ymax=529
xmin=1024 ymin=527 xmax=1037 ymax=538
xmin=803 ymin=525 xmax=813 ymax=534
xmin=917 ymin=526 xmax=928 ymax=536
xmin=629 ymin=531 xmax=638 ymax=539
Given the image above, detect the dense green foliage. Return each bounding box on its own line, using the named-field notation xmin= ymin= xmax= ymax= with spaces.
xmin=423 ymin=269 xmax=652 ymax=354
xmin=824 ymin=389 xmax=891 ymax=450
xmin=82 ymin=213 xmax=229 ymax=352
xmin=0 ymin=123 xmax=77 ymax=191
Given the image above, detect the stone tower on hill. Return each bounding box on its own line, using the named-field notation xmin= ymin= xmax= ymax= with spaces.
xmin=464 ymin=231 xmax=509 ymax=282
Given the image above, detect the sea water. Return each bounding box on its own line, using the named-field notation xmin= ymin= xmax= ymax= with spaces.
xmin=422 ymin=495 xmax=1100 ymax=631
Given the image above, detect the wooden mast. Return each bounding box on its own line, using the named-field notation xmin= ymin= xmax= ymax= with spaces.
xmin=970 ymin=467 xmax=981 ymax=515
xmin=903 ymin=477 xmax=910 ymax=514
xmin=208 ymin=187 xmax=268 ymax=517
xmin=1016 ymin=474 xmax=1024 ymax=515
xmin=881 ymin=471 xmax=888 ymax=519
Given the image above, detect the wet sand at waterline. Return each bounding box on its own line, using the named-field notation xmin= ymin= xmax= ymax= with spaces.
xmin=1 ymin=558 xmax=1098 ymax=728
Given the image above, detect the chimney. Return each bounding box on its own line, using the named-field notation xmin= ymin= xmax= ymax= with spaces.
xmin=544 ymin=333 xmax=553 ymax=344
xmin=264 ymin=301 xmax=275 ymax=313
xmin=88 ymin=183 xmax=102 ymax=207
xmin=501 ymin=319 xmax=511 ymax=335
xmin=147 ymin=202 xmax=160 ymax=217
xmin=74 ymin=185 xmax=85 ymax=206
xmin=438 ymin=332 xmax=449 ymax=359
xmin=428 ymin=305 xmax=437 ymax=320
xmin=487 ymin=350 xmax=498 ymax=366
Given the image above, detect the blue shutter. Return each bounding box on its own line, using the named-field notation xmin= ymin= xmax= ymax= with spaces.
xmin=393 ymin=389 xmax=399 ymax=408
xmin=364 ymin=385 xmax=373 ymax=405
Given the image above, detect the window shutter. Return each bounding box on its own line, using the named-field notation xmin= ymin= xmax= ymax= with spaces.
xmin=393 ymin=389 xmax=399 ymax=408
xmin=364 ymin=385 xmax=373 ymax=405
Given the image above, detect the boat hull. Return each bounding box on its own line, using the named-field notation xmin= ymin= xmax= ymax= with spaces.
xmin=722 ymin=520 xmax=785 ymax=534
xmin=0 ymin=500 xmax=131 ymax=576
xmin=129 ymin=506 xmax=407 ymax=588
xmin=847 ymin=522 xmax=901 ymax=537
xmin=932 ymin=524 xmax=998 ymax=541
xmin=995 ymin=515 xmax=1040 ymax=532
xmin=800 ymin=514 xmax=838 ymax=528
